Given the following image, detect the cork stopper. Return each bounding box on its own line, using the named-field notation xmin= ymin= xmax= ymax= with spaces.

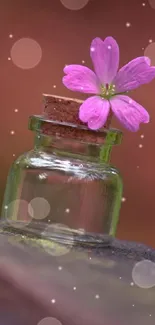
xmin=43 ymin=93 xmax=112 ymax=129
xmin=28 ymin=94 xmax=122 ymax=146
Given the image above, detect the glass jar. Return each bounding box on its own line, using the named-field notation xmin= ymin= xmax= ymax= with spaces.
xmin=1 ymin=114 xmax=123 ymax=240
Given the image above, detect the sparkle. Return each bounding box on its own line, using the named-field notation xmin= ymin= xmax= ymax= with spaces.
xmin=129 ymin=99 xmax=133 ymax=104
xmin=73 ymin=286 xmax=77 ymax=291
xmin=95 ymin=294 xmax=100 ymax=299
xmin=89 ymin=257 xmax=92 ymax=260
xmin=137 ymin=165 xmax=140 ymax=169
xmin=38 ymin=173 xmax=47 ymax=180
xmin=126 ymin=22 xmax=131 ymax=27
xmin=108 ymin=45 xmax=112 ymax=50
xmin=51 ymin=299 xmax=56 ymax=304
xmin=4 ymin=205 xmax=8 ymax=210
xmin=149 ymin=314 xmax=152 ymax=317
xmin=9 ymin=34 xmax=13 ymax=38
xmin=140 ymin=134 xmax=144 ymax=138
xmin=139 ymin=144 xmax=143 ymax=148
xmin=13 ymin=154 xmax=16 ymax=157
xmin=119 ymin=277 xmax=122 ymax=280
xmin=149 ymin=39 xmax=153 ymax=43
xmin=53 ymin=85 xmax=56 ymax=88
xmin=81 ymin=86 xmax=84 ymax=90
xmin=142 ymin=2 xmax=146 ymax=6
xmin=90 ymin=47 xmax=95 ymax=52
xmin=14 ymin=109 xmax=18 ymax=112
xmin=8 ymin=57 xmax=11 ymax=61
xmin=65 ymin=208 xmax=70 ymax=213
xmin=130 ymin=282 xmax=134 ymax=286
xmin=121 ymin=197 xmax=126 ymax=202
xmin=82 ymin=60 xmax=85 ymax=64
xmin=132 ymin=304 xmax=135 ymax=307
xmin=10 ymin=130 xmax=15 ymax=135
xmin=58 ymin=266 xmax=62 ymax=271
xmin=142 ymin=47 xmax=144 ymax=50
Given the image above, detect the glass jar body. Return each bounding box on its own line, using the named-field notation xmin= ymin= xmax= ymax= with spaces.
xmin=1 ymin=134 xmax=122 ymax=237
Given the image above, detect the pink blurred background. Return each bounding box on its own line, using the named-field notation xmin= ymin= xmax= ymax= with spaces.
xmin=1 ymin=0 xmax=155 ymax=246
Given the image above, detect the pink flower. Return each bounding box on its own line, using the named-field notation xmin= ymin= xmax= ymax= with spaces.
xmin=63 ymin=37 xmax=155 ymax=131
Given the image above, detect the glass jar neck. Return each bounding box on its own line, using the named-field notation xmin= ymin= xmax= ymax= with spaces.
xmin=34 ymin=133 xmax=113 ymax=164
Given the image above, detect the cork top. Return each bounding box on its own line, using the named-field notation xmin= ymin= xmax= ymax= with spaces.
xmin=28 ymin=94 xmax=122 ymax=145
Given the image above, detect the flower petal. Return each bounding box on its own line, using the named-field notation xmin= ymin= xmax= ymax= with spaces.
xmin=63 ymin=64 xmax=100 ymax=94
xmin=114 ymin=57 xmax=155 ymax=92
xmin=90 ymin=37 xmax=120 ymax=84
xmin=110 ymin=95 xmax=150 ymax=131
xmin=79 ymin=96 xmax=110 ymax=130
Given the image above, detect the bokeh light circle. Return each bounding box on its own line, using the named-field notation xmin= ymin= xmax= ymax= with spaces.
xmin=132 ymin=260 xmax=155 ymax=288
xmin=4 ymin=199 xmax=32 ymax=228
xmin=10 ymin=38 xmax=42 ymax=69
xmin=60 ymin=0 xmax=89 ymax=10
xmin=148 ymin=0 xmax=155 ymax=9
xmin=28 ymin=197 xmax=50 ymax=220
xmin=144 ymin=42 xmax=155 ymax=65
xmin=38 ymin=317 xmax=62 ymax=325
xmin=41 ymin=223 xmax=74 ymax=256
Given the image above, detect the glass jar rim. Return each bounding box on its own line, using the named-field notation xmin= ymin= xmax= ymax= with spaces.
xmin=28 ymin=115 xmax=123 ymax=146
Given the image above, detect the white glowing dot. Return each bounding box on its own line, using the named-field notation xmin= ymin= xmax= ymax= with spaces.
xmin=108 ymin=45 xmax=112 ymax=49
xmin=82 ymin=60 xmax=85 ymax=64
xmin=60 ymin=0 xmax=90 ymax=10
xmin=142 ymin=2 xmax=146 ymax=6
xmin=89 ymin=257 xmax=92 ymax=260
xmin=51 ymin=299 xmax=56 ymax=304
xmin=132 ymin=260 xmax=155 ymax=288
xmin=58 ymin=266 xmax=62 ymax=270
xmin=9 ymin=34 xmax=13 ymax=38
xmin=91 ymin=47 xmax=95 ymax=52
xmin=119 ymin=277 xmax=122 ymax=280
xmin=65 ymin=208 xmax=70 ymax=213
xmin=121 ymin=197 xmax=126 ymax=202
xmin=10 ymin=38 xmax=42 ymax=69
xmin=139 ymin=144 xmax=143 ymax=148
xmin=37 ymin=317 xmax=62 ymax=325
xmin=10 ymin=130 xmax=15 ymax=135
xmin=73 ymin=286 xmax=77 ymax=290
xmin=28 ymin=197 xmax=50 ymax=220
xmin=149 ymin=39 xmax=153 ymax=43
xmin=130 ymin=282 xmax=134 ymax=286
xmin=140 ymin=134 xmax=144 ymax=138
xmin=137 ymin=165 xmax=139 ymax=168
xmin=126 ymin=22 xmax=131 ymax=27
xmin=8 ymin=57 xmax=11 ymax=60
xmin=132 ymin=304 xmax=135 ymax=307
xmin=95 ymin=294 xmax=100 ymax=299
xmin=142 ymin=47 xmax=144 ymax=50
xmin=4 ymin=205 xmax=8 ymax=210
xmin=14 ymin=109 xmax=18 ymax=112
xmin=13 ymin=154 xmax=16 ymax=157
xmin=149 ymin=314 xmax=152 ymax=317
xmin=53 ymin=85 xmax=56 ymax=88
xmin=129 ymin=99 xmax=133 ymax=104
xmin=81 ymin=86 xmax=84 ymax=90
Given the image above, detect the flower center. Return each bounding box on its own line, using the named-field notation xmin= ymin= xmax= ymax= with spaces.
xmin=100 ymin=83 xmax=116 ymax=99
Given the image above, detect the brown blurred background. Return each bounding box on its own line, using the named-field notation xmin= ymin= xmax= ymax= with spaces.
xmin=0 ymin=0 xmax=155 ymax=246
